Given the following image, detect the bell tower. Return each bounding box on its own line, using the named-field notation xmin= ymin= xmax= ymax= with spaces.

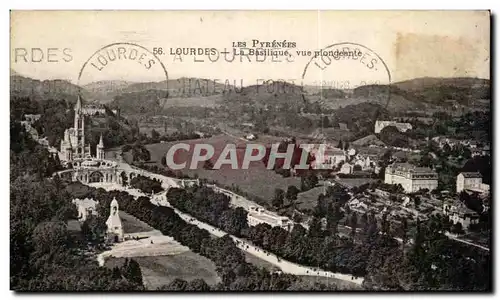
xmin=74 ymin=96 xmax=85 ymax=158
xmin=106 ymin=198 xmax=124 ymax=242
xmin=96 ymin=134 xmax=105 ymax=159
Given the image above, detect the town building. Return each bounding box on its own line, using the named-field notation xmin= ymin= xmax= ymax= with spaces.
xmin=24 ymin=114 xmax=41 ymax=124
xmin=82 ymin=104 xmax=118 ymax=116
xmin=247 ymin=206 xmax=292 ymax=230
xmin=20 ymin=121 xmax=39 ymax=141
xmin=340 ymin=162 xmax=354 ymax=174
xmin=353 ymin=153 xmax=377 ymax=171
xmin=456 ymin=172 xmax=490 ymax=194
xmin=374 ymin=120 xmax=413 ymax=134
xmin=443 ymin=200 xmax=479 ymax=229
xmin=245 ymin=133 xmax=257 ymax=141
xmin=72 ymin=198 xmax=98 ymax=221
xmin=310 ymin=146 xmax=346 ymax=169
xmin=384 ymin=163 xmax=438 ymax=193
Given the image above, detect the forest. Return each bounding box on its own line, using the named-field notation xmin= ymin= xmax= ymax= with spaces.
xmin=10 ymin=119 xmax=145 ymax=291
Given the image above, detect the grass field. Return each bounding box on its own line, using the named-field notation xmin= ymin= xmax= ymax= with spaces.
xmin=335 ymin=178 xmax=377 ymax=188
xmin=137 ymin=134 xmax=301 ymax=202
xmin=244 ymin=252 xmax=281 ymax=272
xmin=119 ymin=211 xmax=155 ymax=234
xmin=296 ymin=186 xmax=327 ymax=211
xmin=295 ymin=275 xmax=363 ymax=290
xmin=105 ymin=252 xmax=221 ymax=290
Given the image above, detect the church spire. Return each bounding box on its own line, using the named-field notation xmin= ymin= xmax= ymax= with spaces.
xmin=98 ymin=134 xmax=104 ymax=147
xmin=75 ymin=95 xmax=83 ymax=112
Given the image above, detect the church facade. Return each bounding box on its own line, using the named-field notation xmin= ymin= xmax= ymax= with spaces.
xmin=60 ymin=96 xmax=100 ymax=162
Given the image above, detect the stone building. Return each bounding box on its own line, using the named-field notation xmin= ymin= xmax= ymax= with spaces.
xmin=374 ymin=120 xmax=413 ymax=134
xmin=385 ymin=163 xmax=438 ymax=193
xmin=456 ymin=172 xmax=490 ymax=194
xmin=106 ymin=198 xmax=124 ymax=242
xmin=72 ymin=198 xmax=98 ymax=221
xmin=247 ymin=206 xmax=292 ymax=230
xmin=443 ymin=200 xmax=479 ymax=229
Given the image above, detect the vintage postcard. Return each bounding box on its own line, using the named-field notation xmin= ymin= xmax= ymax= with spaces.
xmin=10 ymin=10 xmax=491 ymax=292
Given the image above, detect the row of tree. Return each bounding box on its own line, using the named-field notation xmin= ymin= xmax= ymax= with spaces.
xmin=129 ymin=175 xmax=164 ymax=194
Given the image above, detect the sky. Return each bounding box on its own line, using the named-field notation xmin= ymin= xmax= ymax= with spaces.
xmin=10 ymin=10 xmax=490 ymax=86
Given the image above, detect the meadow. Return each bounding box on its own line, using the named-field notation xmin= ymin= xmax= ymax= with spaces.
xmin=140 ymin=134 xmax=302 ymax=203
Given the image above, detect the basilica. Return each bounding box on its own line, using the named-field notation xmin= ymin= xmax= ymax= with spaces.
xmin=60 ymin=96 xmax=105 ymax=162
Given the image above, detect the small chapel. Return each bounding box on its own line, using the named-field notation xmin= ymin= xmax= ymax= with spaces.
xmin=106 ymin=198 xmax=124 ymax=243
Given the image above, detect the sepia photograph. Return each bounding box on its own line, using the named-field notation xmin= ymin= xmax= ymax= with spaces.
xmin=9 ymin=10 xmax=491 ymax=292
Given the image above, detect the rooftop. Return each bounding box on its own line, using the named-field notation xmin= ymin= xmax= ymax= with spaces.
xmin=389 ymin=163 xmax=435 ymax=174
xmin=460 ymin=172 xmax=482 ymax=178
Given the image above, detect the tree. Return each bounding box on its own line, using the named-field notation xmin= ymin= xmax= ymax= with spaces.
xmin=163 ymin=279 xmax=188 ymax=291
xmin=360 ymin=212 xmax=369 ymax=230
xmin=366 ymin=213 xmax=378 ymax=239
xmin=313 ymin=194 xmax=327 ymax=217
xmin=272 ymin=188 xmax=285 ymax=208
xmin=401 ymin=217 xmax=409 ymax=245
xmin=451 ymin=222 xmax=465 ymax=235
xmin=442 ymin=143 xmax=452 ymax=156
xmin=32 ymin=221 xmax=70 ymax=255
xmin=379 ymin=126 xmax=409 ymax=148
xmin=186 ymin=279 xmax=211 ymax=291
xmin=301 ymin=173 xmax=318 ymax=191
xmin=322 ymin=115 xmax=331 ymax=128
xmin=419 ymin=154 xmax=432 ymax=168
xmin=285 ymin=185 xmax=300 ymax=204
xmin=151 ymin=129 xmax=160 ymax=141
xmin=414 ymin=196 xmax=421 ymax=209
xmin=326 ymin=203 xmax=342 ymax=236
xmin=81 ymin=214 xmax=106 ymax=244
xmin=381 ymin=213 xmax=390 ymax=235
xmin=130 ymin=175 xmax=164 ymax=194
xmin=120 ymin=172 xmax=128 ymax=186
xmin=123 ymin=259 xmax=143 ymax=286
xmin=349 ymin=212 xmax=358 ymax=239
xmin=308 ymin=216 xmax=323 ymax=237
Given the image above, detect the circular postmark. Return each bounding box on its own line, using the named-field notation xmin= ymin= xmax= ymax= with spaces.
xmin=300 ymin=42 xmax=392 ymax=131
xmin=78 ymin=42 xmax=169 ymax=115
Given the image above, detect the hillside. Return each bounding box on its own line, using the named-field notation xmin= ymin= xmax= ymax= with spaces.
xmin=83 ymin=77 xmax=231 ymax=107
xmin=392 ymin=77 xmax=490 ymax=106
xmin=393 ymin=77 xmax=490 ymax=91
xmin=223 ymin=80 xmax=305 ymax=110
xmin=352 ymin=134 xmax=386 ymax=147
xmin=109 ymin=89 xmax=168 ymax=114
xmin=10 ymin=73 xmax=490 ymax=115
xmin=10 ymin=75 xmax=89 ymax=104
xmin=83 ymin=80 xmax=137 ymax=103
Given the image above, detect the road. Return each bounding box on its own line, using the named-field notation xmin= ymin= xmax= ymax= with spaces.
xmin=444 ymin=232 xmax=490 ymax=252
